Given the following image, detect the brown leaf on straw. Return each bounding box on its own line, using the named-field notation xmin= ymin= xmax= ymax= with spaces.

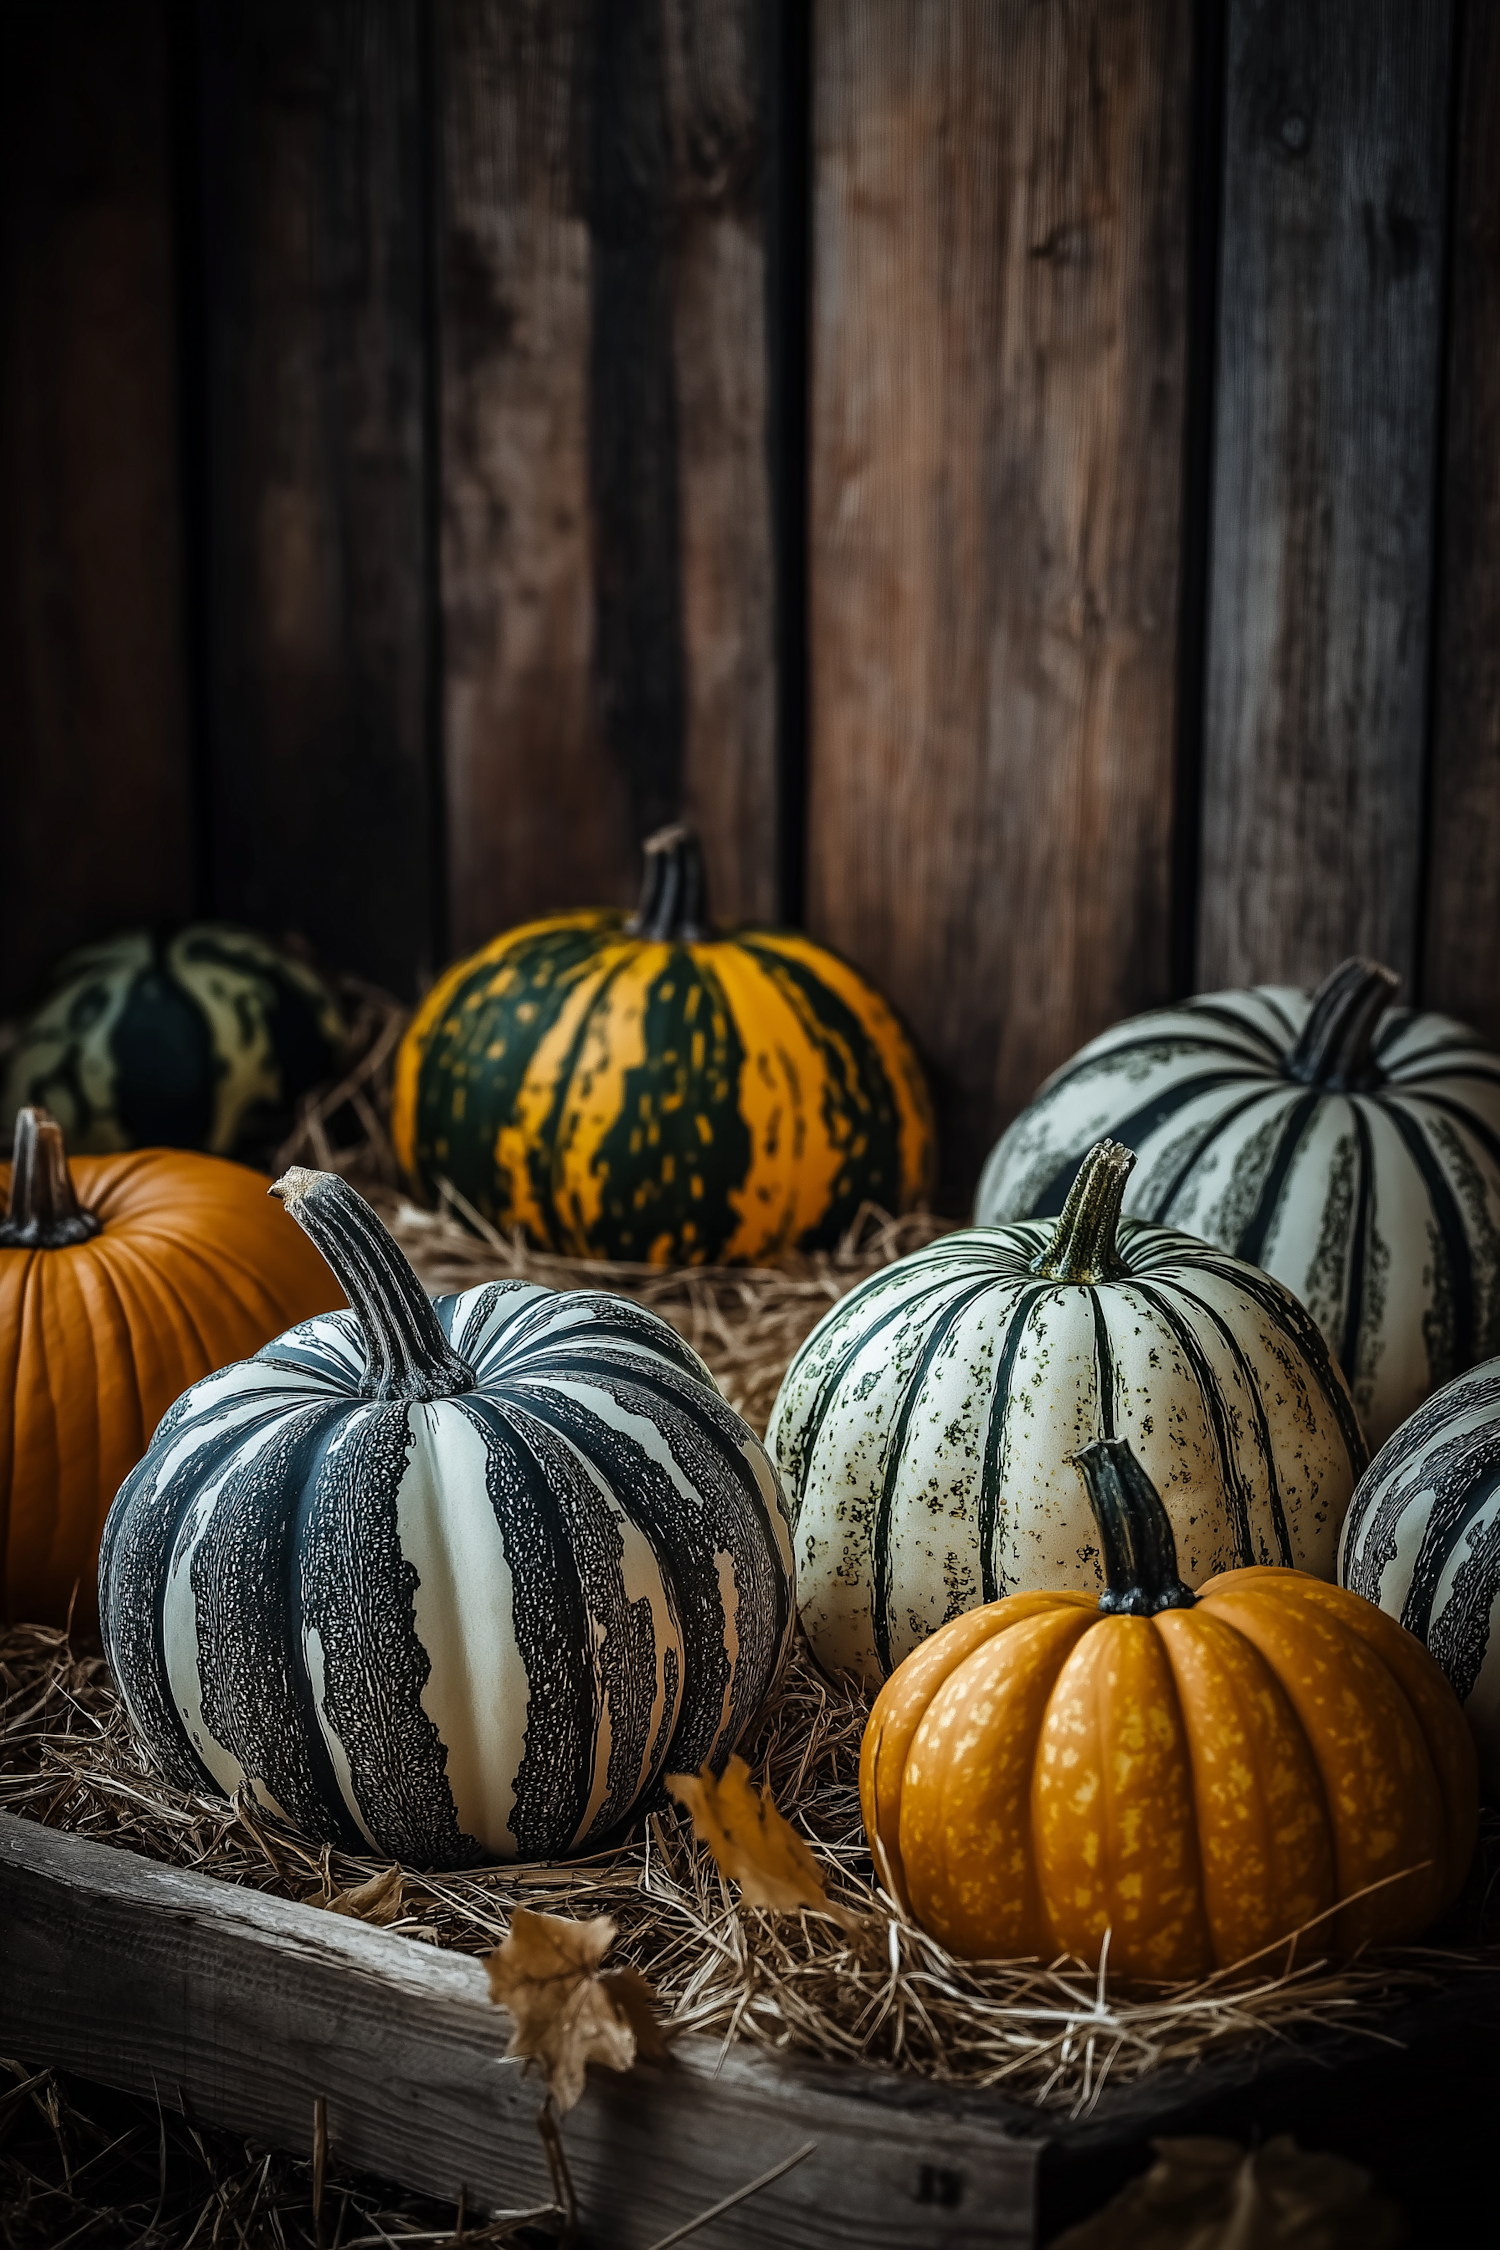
xmin=484 ymin=1907 xmax=668 ymax=2114
xmin=315 ymin=1864 xmax=406 ymax=1926
xmin=666 ymin=1755 xmax=840 ymax=1918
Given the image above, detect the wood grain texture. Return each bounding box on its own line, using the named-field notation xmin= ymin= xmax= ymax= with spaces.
xmin=437 ymin=0 xmax=778 ymax=963
xmin=197 ymin=0 xmax=435 ymax=996
xmin=1424 ymin=3 xmax=1500 ymax=1041
xmin=0 ymin=1813 xmax=1038 ymax=2248
xmin=806 ymin=0 xmax=1193 ymax=1212
xmin=1197 ymin=0 xmax=1454 ymax=995
xmin=0 ymin=0 xmax=192 ymax=1019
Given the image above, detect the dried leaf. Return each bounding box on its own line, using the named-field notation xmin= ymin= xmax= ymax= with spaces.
xmin=484 ymin=1907 xmax=667 ymax=2114
xmin=1052 ymin=2135 xmax=1404 ymax=2250
xmin=313 ymin=1864 xmax=407 ymax=1926
xmin=666 ymin=1755 xmax=840 ymax=1918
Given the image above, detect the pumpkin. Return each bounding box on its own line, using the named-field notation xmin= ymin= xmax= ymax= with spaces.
xmin=391 ymin=824 xmax=935 ymax=1265
xmin=2 ymin=922 xmax=348 ymax=1159
xmin=862 ymin=1436 xmax=1477 ymax=1979
xmin=1 ymin=1107 xmax=342 ymax=1625
xmin=99 ymin=1166 xmax=796 ymax=1867
xmin=770 ymin=1139 xmax=1366 ymax=1690
xmin=1340 ymin=1356 xmax=1500 ymax=1796
xmin=975 ymin=957 xmax=1500 ymax=1449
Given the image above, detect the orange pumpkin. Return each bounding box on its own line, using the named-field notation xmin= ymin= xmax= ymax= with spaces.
xmin=861 ymin=1436 xmax=1478 ymax=1982
xmin=0 ymin=1107 xmax=343 ymax=1625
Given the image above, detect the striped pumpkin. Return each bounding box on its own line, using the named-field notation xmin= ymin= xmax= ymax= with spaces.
xmin=770 ymin=1140 xmax=1366 ymax=1689
xmin=976 ymin=958 xmax=1500 ymax=1448
xmin=99 ymin=1169 xmax=795 ymax=1867
xmin=3 ymin=923 xmax=347 ymax=1160
xmin=1340 ymin=1358 xmax=1500 ymax=1796
xmin=392 ymin=826 xmax=935 ymax=1265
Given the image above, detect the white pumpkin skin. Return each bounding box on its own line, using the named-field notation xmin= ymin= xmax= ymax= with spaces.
xmin=1340 ymin=1357 xmax=1500 ymax=1797
xmin=976 ymin=961 xmax=1500 ymax=1449
xmin=99 ymin=1173 xmax=795 ymax=1867
xmin=770 ymin=1143 xmax=1366 ymax=1689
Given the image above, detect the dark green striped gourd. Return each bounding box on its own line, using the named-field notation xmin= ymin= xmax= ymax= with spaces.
xmin=977 ymin=959 xmax=1500 ymax=1448
xmin=2 ymin=924 xmax=347 ymax=1160
xmin=393 ymin=826 xmax=935 ymax=1265
xmin=770 ymin=1140 xmax=1366 ymax=1689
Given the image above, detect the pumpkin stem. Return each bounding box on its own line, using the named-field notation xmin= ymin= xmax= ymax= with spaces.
xmin=0 ymin=1107 xmax=102 ymax=1249
xmin=271 ymin=1167 xmax=474 ymax=1402
xmin=1071 ymin=1437 xmax=1196 ymax=1616
xmin=1030 ymin=1140 xmax=1134 ymax=1283
xmin=626 ymin=824 xmax=710 ymax=943
xmin=1285 ymin=957 xmax=1400 ymax=1092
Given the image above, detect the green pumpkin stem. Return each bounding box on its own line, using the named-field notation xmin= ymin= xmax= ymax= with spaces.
xmin=271 ymin=1167 xmax=474 ymax=1403
xmin=627 ymin=824 xmax=710 ymax=943
xmin=0 ymin=1107 xmax=101 ymax=1249
xmin=1071 ymin=1437 xmax=1196 ymax=1616
xmin=1285 ymin=957 xmax=1400 ymax=1092
xmin=1031 ymin=1140 xmax=1134 ymax=1283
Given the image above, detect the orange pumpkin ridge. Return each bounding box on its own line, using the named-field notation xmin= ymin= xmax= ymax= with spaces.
xmin=860 ymin=1435 xmax=1479 ymax=1983
xmin=1 ymin=1107 xmax=344 ymax=1626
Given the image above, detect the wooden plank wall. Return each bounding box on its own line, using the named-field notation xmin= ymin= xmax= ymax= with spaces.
xmin=5 ymin=0 xmax=1500 ymax=1206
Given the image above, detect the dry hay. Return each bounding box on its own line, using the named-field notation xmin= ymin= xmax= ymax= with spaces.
xmin=7 ymin=1617 xmax=1499 ymax=2131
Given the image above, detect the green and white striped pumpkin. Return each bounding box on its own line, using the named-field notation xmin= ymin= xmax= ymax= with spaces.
xmin=3 ymin=924 xmax=347 ymax=1160
xmin=770 ymin=1141 xmax=1366 ymax=1689
xmin=99 ymin=1169 xmax=795 ymax=1867
xmin=976 ymin=959 xmax=1500 ymax=1449
xmin=1340 ymin=1357 xmax=1500 ymax=1796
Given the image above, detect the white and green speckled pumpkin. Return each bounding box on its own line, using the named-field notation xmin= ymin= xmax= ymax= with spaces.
xmin=976 ymin=958 xmax=1500 ymax=1449
xmin=770 ymin=1140 xmax=1366 ymax=1689
xmin=99 ymin=1168 xmax=795 ymax=1867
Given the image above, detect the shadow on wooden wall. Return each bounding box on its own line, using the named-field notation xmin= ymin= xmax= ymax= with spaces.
xmin=2 ymin=0 xmax=1495 ymax=1211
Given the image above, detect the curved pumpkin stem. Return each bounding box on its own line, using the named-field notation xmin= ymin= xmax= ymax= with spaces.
xmin=1071 ymin=1437 xmax=1196 ymax=1616
xmin=1285 ymin=957 xmax=1400 ymax=1092
xmin=0 ymin=1106 xmax=101 ymax=1249
xmin=1031 ymin=1140 xmax=1134 ymax=1283
xmin=271 ymin=1167 xmax=474 ymax=1402
xmin=626 ymin=824 xmax=710 ymax=943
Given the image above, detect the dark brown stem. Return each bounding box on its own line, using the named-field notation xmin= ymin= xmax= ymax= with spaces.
xmin=1071 ymin=1437 xmax=1196 ymax=1616
xmin=1030 ymin=1140 xmax=1134 ymax=1283
xmin=1284 ymin=957 xmax=1400 ymax=1092
xmin=271 ymin=1167 xmax=474 ymax=1402
xmin=0 ymin=1107 xmax=101 ymax=1249
xmin=625 ymin=824 xmax=710 ymax=943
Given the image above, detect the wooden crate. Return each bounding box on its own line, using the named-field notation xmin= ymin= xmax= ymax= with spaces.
xmin=5 ymin=1809 xmax=1498 ymax=2246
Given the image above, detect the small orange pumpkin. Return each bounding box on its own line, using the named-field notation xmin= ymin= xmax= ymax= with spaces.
xmin=861 ymin=1437 xmax=1478 ymax=1982
xmin=0 ymin=1107 xmax=343 ymax=1625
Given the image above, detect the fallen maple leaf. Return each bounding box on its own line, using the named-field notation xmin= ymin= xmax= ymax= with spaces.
xmin=666 ymin=1755 xmax=843 ymax=1919
xmin=484 ymin=1908 xmax=668 ymax=2115
xmin=312 ymin=1864 xmax=407 ymax=1926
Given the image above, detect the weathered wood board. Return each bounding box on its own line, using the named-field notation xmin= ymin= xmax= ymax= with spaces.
xmin=436 ymin=0 xmax=781 ymax=959
xmin=0 ymin=0 xmax=193 ymax=1020
xmin=806 ymin=0 xmax=1194 ymax=1208
xmin=1197 ymin=0 xmax=1455 ymax=996
xmin=194 ymin=0 xmax=438 ymax=998
xmin=0 ymin=1812 xmax=1038 ymax=2249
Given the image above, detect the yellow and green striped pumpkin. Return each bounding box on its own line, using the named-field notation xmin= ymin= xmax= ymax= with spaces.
xmin=392 ymin=827 xmax=936 ymax=1265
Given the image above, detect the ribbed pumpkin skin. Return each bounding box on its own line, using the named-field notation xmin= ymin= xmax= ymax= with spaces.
xmin=99 ymin=1281 xmax=795 ymax=1866
xmin=0 ymin=1152 xmax=342 ymax=1623
xmin=862 ymin=1572 xmax=1478 ymax=1978
xmin=391 ymin=911 xmax=935 ymax=1265
xmin=2 ymin=925 xmax=347 ymax=1158
xmin=769 ymin=1220 xmax=1366 ymax=1688
xmin=1340 ymin=1356 xmax=1500 ymax=1795
xmin=976 ymin=984 xmax=1500 ymax=1448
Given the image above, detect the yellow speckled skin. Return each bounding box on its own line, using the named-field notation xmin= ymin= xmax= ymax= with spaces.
xmin=861 ymin=1571 xmax=1478 ymax=1982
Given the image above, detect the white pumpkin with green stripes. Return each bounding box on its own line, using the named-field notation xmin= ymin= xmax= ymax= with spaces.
xmin=976 ymin=959 xmax=1500 ymax=1449
xmin=770 ymin=1141 xmax=1366 ymax=1689
xmin=99 ymin=1169 xmax=795 ymax=1867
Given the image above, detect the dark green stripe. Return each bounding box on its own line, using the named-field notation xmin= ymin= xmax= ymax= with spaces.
xmin=1146 ymin=1086 xmax=1287 ymax=1222
xmin=978 ymin=1285 xmax=1048 ymax=1603
xmin=1129 ymin=1283 xmax=1257 ymax=1565
xmin=1374 ymin=1097 xmax=1476 ymax=1376
xmin=1226 ymin=1264 xmax=1369 ymax=1476
xmin=1235 ymin=1091 xmax=1319 ymax=1269
xmin=1340 ymin=1106 xmax=1374 ymax=1382
xmin=1153 ymin=1280 xmax=1295 ymax=1565
xmin=1030 ymin=1073 xmax=1265 ymax=1218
